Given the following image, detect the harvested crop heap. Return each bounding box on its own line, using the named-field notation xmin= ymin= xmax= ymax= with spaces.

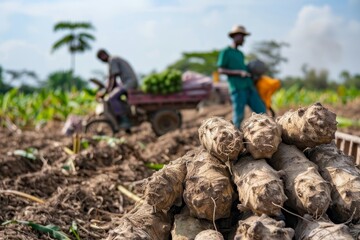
xmin=141 ymin=69 xmax=182 ymax=94
xmin=107 ymin=102 xmax=360 ymax=240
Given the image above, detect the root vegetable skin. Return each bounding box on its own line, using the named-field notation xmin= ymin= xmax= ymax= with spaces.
xmin=232 ymin=155 xmax=287 ymax=217
xmin=198 ymin=117 xmax=244 ymax=162
xmin=306 ymin=143 xmax=360 ymax=222
xmin=183 ymin=148 xmax=234 ymax=221
xmin=107 ymin=203 xmax=171 ymax=240
xmin=241 ymin=113 xmax=282 ymax=159
xmin=171 ymin=209 xmax=214 ymax=240
xmin=269 ymin=143 xmax=331 ymax=216
xmin=195 ymin=230 xmax=224 ymax=240
xmin=234 ymin=214 xmax=295 ymax=240
xmin=295 ymin=214 xmax=353 ymax=240
xmin=276 ymin=102 xmax=337 ymax=150
xmin=144 ymin=156 xmax=187 ymax=211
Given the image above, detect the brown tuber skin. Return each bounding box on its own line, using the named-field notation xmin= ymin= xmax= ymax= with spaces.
xmin=295 ymin=214 xmax=353 ymax=240
xmin=106 ymin=203 xmax=171 ymax=240
xmin=195 ymin=229 xmax=224 ymax=240
xmin=241 ymin=113 xmax=282 ymax=159
xmin=234 ymin=214 xmax=295 ymax=240
xmin=183 ymin=148 xmax=234 ymax=221
xmin=144 ymin=156 xmax=187 ymax=211
xmin=305 ymin=143 xmax=360 ymax=223
xmin=171 ymin=207 xmax=214 ymax=240
xmin=269 ymin=143 xmax=331 ymax=216
xmin=276 ymin=102 xmax=337 ymax=150
xmin=232 ymin=155 xmax=287 ymax=217
xmin=198 ymin=116 xmax=244 ymax=163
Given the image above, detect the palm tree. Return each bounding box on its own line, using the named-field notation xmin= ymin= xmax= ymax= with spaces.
xmin=51 ymin=21 xmax=95 ymax=74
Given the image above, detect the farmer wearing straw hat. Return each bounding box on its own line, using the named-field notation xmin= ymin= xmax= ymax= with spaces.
xmin=217 ymin=25 xmax=266 ymax=128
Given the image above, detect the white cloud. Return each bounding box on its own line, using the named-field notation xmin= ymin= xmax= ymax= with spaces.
xmin=282 ymin=5 xmax=360 ymax=80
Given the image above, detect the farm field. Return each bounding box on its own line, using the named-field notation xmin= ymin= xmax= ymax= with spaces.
xmin=0 ymin=98 xmax=360 ymax=239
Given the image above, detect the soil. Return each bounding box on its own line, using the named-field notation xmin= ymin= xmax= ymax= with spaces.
xmin=0 ymin=101 xmax=359 ymax=239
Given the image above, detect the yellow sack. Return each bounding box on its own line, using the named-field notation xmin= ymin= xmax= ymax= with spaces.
xmin=256 ymin=75 xmax=281 ymax=109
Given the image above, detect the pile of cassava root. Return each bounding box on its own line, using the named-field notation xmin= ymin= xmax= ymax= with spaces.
xmin=107 ymin=102 xmax=360 ymax=240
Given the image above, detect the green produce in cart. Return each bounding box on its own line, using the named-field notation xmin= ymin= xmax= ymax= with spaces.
xmin=141 ymin=69 xmax=182 ymax=94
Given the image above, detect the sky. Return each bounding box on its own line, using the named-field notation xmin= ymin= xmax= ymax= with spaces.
xmin=0 ymin=0 xmax=359 ymax=85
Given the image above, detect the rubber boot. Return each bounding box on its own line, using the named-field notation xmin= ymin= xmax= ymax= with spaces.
xmin=119 ymin=116 xmax=131 ymax=129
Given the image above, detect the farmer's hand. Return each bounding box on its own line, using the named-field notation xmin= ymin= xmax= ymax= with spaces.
xmin=238 ymin=70 xmax=251 ymax=78
xmin=96 ymin=91 xmax=105 ymax=100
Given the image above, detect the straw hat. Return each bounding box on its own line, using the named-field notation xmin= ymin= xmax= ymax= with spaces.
xmin=228 ymin=25 xmax=251 ymax=37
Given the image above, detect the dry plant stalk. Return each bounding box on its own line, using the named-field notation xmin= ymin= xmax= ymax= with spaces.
xmin=106 ymin=203 xmax=171 ymax=240
xmin=269 ymin=143 xmax=331 ymax=216
xmin=183 ymin=148 xmax=234 ymax=221
xmin=306 ymin=143 xmax=360 ymax=222
xmin=276 ymin=102 xmax=337 ymax=150
xmin=198 ymin=117 xmax=244 ymax=163
xmin=232 ymin=155 xmax=287 ymax=217
xmin=144 ymin=156 xmax=187 ymax=211
xmin=295 ymin=214 xmax=353 ymax=240
xmin=235 ymin=214 xmax=295 ymax=240
xmin=241 ymin=113 xmax=282 ymax=159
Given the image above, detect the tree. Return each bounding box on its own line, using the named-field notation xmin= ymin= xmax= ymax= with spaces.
xmin=0 ymin=66 xmax=12 ymax=93
xmin=340 ymin=70 xmax=360 ymax=89
xmin=249 ymin=40 xmax=289 ymax=77
xmin=51 ymin=21 xmax=95 ymax=74
xmin=44 ymin=70 xmax=88 ymax=91
xmin=301 ymin=64 xmax=329 ymax=90
xmin=167 ymin=50 xmax=220 ymax=76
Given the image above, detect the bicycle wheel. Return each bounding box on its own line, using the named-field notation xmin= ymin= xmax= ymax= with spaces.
xmin=85 ymin=119 xmax=115 ymax=136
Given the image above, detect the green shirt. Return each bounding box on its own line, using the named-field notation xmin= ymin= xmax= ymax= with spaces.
xmin=217 ymin=46 xmax=253 ymax=92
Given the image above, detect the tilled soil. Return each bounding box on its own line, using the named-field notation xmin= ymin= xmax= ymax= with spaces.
xmin=0 ymin=102 xmax=359 ymax=239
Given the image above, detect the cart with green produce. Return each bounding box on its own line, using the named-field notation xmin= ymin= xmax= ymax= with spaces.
xmin=85 ymin=70 xmax=212 ymax=136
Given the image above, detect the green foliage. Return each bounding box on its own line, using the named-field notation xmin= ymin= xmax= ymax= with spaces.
xmin=248 ymin=40 xmax=289 ymax=77
xmin=2 ymin=220 xmax=71 ymax=240
xmin=272 ymin=85 xmax=360 ymax=109
xmin=45 ymin=70 xmax=88 ymax=91
xmin=141 ymin=69 xmax=182 ymax=94
xmin=0 ymin=88 xmax=96 ymax=128
xmin=51 ymin=21 xmax=96 ymax=72
xmin=340 ymin=70 xmax=360 ymax=89
xmin=167 ymin=50 xmax=219 ymax=76
xmin=0 ymin=66 xmax=13 ymax=93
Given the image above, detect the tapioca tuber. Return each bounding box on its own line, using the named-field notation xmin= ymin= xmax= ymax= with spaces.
xmin=195 ymin=230 xmax=224 ymax=240
xmin=276 ymin=102 xmax=337 ymax=150
xmin=144 ymin=156 xmax=187 ymax=211
xmin=171 ymin=207 xmax=214 ymax=240
xmin=183 ymin=148 xmax=234 ymax=221
xmin=106 ymin=203 xmax=171 ymax=240
xmin=305 ymin=143 xmax=360 ymax=223
xmin=295 ymin=214 xmax=353 ymax=240
xmin=234 ymin=214 xmax=295 ymax=240
xmin=268 ymin=143 xmax=331 ymax=216
xmin=232 ymin=155 xmax=287 ymax=217
xmin=241 ymin=113 xmax=282 ymax=159
xmin=198 ymin=116 xmax=244 ymax=163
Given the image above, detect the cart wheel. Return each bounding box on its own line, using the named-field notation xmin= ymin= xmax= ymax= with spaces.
xmin=151 ymin=110 xmax=182 ymax=136
xmin=85 ymin=119 xmax=115 ymax=136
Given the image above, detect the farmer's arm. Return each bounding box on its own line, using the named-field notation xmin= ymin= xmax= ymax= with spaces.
xmin=217 ymin=49 xmax=250 ymax=78
xmin=218 ymin=68 xmax=250 ymax=77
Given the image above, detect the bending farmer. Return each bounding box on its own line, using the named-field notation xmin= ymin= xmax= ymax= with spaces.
xmin=217 ymin=25 xmax=266 ymax=128
xmin=96 ymin=49 xmax=138 ymax=128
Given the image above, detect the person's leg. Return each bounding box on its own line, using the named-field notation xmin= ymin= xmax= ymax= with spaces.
xmin=108 ymin=87 xmax=126 ymax=116
xmin=108 ymin=87 xmax=131 ymax=128
xmin=248 ymin=86 xmax=267 ymax=114
xmin=230 ymin=89 xmax=247 ymax=128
